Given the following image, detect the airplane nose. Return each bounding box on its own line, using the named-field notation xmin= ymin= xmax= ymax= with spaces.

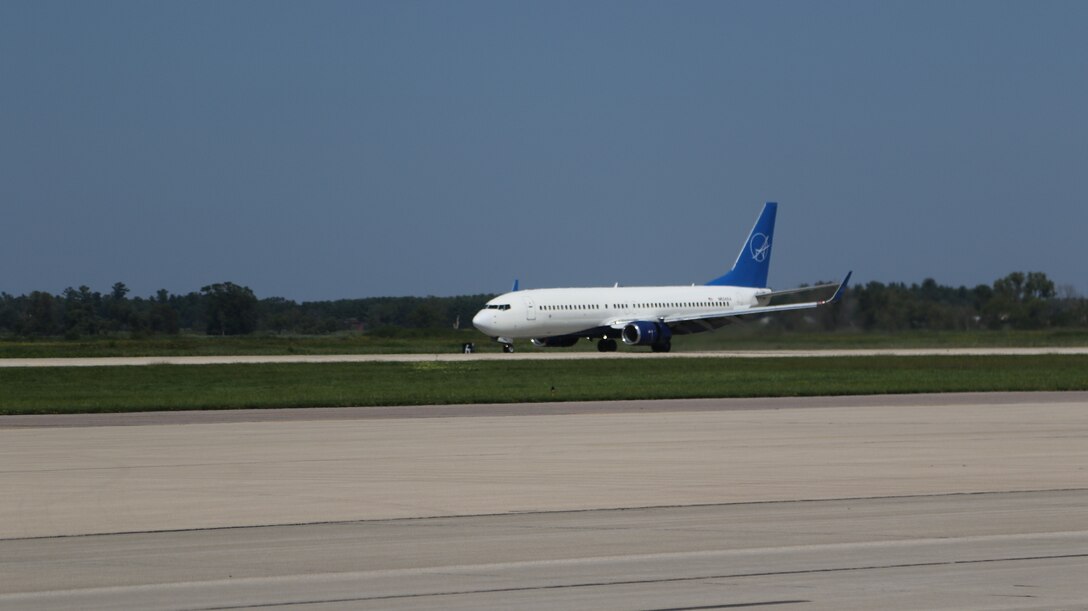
xmin=472 ymin=310 xmax=493 ymax=334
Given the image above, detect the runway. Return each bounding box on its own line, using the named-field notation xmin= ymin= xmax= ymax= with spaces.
xmin=4 ymin=492 xmax=1087 ymax=610
xmin=2 ymin=346 xmax=1088 ymax=367
xmin=2 ymin=393 xmax=1087 ymax=609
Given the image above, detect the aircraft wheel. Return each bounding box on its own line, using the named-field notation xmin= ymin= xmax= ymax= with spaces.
xmin=651 ymin=341 xmax=671 ymax=353
xmin=502 ymin=344 xmax=514 ymax=353
xmin=597 ymin=339 xmax=618 ymax=352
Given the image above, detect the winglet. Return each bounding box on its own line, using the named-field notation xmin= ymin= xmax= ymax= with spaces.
xmin=511 ymin=279 xmax=519 ymax=292
xmin=821 ymin=271 xmax=852 ymax=304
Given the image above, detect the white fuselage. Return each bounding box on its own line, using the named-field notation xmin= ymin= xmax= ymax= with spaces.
xmin=472 ymin=285 xmax=771 ymax=340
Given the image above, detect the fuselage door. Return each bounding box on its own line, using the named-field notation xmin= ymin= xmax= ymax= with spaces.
xmin=525 ymin=297 xmax=536 ymax=320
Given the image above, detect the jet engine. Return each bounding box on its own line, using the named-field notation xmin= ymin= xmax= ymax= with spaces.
xmin=621 ymin=321 xmax=672 ymax=346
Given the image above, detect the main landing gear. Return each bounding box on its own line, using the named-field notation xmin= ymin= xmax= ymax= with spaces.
xmin=651 ymin=341 xmax=671 ymax=353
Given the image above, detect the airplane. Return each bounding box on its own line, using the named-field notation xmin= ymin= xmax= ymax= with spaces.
xmin=472 ymin=202 xmax=850 ymax=353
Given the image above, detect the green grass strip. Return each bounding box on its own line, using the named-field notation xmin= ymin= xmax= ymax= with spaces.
xmin=2 ymin=355 xmax=1087 ymax=415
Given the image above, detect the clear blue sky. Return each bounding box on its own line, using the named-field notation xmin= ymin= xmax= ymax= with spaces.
xmin=2 ymin=1 xmax=1085 ymax=301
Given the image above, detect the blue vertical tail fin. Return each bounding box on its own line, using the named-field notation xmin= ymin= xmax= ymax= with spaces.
xmin=706 ymin=202 xmax=777 ymax=288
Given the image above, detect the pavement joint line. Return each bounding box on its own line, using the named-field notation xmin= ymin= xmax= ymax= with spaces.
xmin=3 ymin=487 xmax=1084 ymax=543
xmin=118 ymin=551 xmax=1088 ymax=610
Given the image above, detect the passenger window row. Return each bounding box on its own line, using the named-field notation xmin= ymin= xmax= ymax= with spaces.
xmin=540 ymin=302 xmax=723 ymax=310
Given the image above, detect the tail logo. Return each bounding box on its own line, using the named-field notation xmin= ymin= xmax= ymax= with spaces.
xmin=750 ymin=233 xmax=771 ymax=262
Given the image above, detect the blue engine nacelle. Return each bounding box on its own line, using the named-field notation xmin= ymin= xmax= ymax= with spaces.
xmin=621 ymin=321 xmax=672 ymax=346
xmin=531 ymin=336 xmax=580 ymax=348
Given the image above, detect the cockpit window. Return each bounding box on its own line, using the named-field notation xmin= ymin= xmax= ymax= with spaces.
xmin=486 ymin=304 xmax=511 ymax=311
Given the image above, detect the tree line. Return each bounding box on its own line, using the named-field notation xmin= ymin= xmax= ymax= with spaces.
xmin=776 ymin=271 xmax=1088 ymax=332
xmin=0 ymin=281 xmax=494 ymax=338
xmin=1 ymin=272 xmax=1085 ymax=339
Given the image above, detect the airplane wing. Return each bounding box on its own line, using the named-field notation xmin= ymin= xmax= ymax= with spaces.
xmin=759 ymin=280 xmax=841 ymax=304
xmin=608 ymin=272 xmax=852 ymax=335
